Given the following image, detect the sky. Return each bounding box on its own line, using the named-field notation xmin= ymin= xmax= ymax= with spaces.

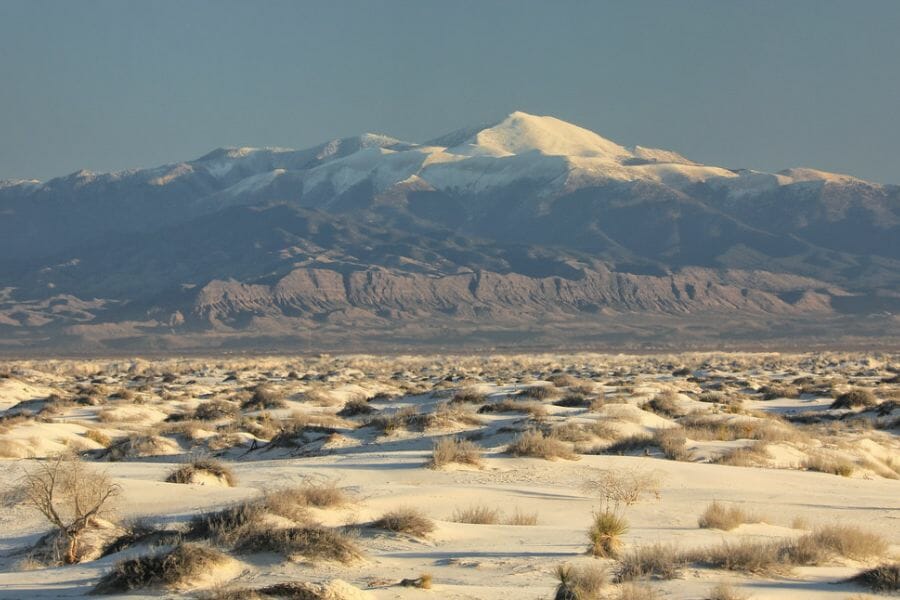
xmin=1 ymin=0 xmax=899 ymax=183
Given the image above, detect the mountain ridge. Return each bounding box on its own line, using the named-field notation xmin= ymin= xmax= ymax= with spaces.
xmin=1 ymin=112 xmax=898 ymax=352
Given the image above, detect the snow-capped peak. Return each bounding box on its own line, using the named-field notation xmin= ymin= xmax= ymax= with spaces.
xmin=778 ymin=168 xmax=865 ymax=185
xmin=446 ymin=111 xmax=633 ymax=159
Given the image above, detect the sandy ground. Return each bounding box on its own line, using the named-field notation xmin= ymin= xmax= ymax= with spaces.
xmin=0 ymin=352 xmax=897 ymax=599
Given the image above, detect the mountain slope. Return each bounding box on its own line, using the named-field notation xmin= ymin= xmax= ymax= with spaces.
xmin=1 ymin=112 xmax=897 ymax=351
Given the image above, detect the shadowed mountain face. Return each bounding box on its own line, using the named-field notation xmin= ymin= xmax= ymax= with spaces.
xmin=1 ymin=112 xmax=898 ymax=352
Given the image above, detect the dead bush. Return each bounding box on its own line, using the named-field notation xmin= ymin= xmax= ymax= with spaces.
xmin=194 ymin=400 xmax=239 ymax=421
xmin=846 ymin=563 xmax=899 ymax=593
xmin=6 ymin=454 xmax=120 ymax=564
xmin=241 ymin=385 xmax=286 ymax=411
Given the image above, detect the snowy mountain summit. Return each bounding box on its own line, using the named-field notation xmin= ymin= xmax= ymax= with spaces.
xmin=0 ymin=111 xmax=897 ymax=351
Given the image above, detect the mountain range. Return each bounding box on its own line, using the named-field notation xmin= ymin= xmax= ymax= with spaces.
xmin=1 ymin=111 xmax=898 ymax=352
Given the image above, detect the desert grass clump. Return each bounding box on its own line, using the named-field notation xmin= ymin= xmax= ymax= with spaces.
xmin=241 ymin=385 xmax=286 ymax=411
xmin=451 ymin=504 xmax=502 ymax=524
xmin=615 ymin=543 xmax=683 ymax=582
xmin=372 ymin=507 xmax=435 ymax=538
xmin=337 ymin=398 xmax=375 ymax=417
xmin=193 ymin=400 xmax=239 ymax=421
xmin=166 ymin=458 xmax=237 ymax=487
xmin=588 ymin=508 xmax=629 ymax=558
xmin=712 ymin=442 xmax=770 ymax=467
xmin=698 ymin=501 xmax=760 ymax=530
xmin=547 ymin=373 xmax=579 ymax=388
xmin=451 ymin=388 xmax=488 ymax=404
xmin=641 ymin=390 xmax=684 ymax=417
xmin=706 ymin=583 xmax=750 ymax=600
xmin=366 ymin=406 xmax=419 ymax=435
xmin=803 ymin=524 xmax=887 ymax=561
xmin=758 ymin=384 xmax=800 ymax=400
xmin=604 ymin=434 xmax=656 ymax=455
xmin=85 ymin=428 xmax=112 ymax=447
xmin=186 ymin=502 xmax=266 ymax=546
xmin=507 ymin=429 xmax=577 ymax=460
xmin=429 ymin=437 xmax=483 ymax=468
xmin=689 ymin=539 xmax=784 ymax=574
xmin=293 ymin=480 xmax=348 ymax=508
xmin=92 ymin=543 xmax=229 ymax=594
xmin=522 ymin=385 xmax=559 ymax=400
xmin=554 ymin=562 xmax=608 ymax=600
xmin=802 ymin=453 xmax=856 ymax=477
xmin=234 ymin=525 xmax=361 ymax=563
xmin=654 ymin=427 xmax=692 ymax=461
xmin=505 ymin=507 xmax=539 ymax=525
xmin=831 ymin=388 xmax=877 ymax=409
xmin=554 ymin=394 xmax=591 ymax=408
xmin=479 ymin=398 xmax=548 ymax=418
xmin=847 ymin=563 xmax=899 ymax=593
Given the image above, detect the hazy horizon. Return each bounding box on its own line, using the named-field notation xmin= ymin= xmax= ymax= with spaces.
xmin=2 ymin=0 xmax=899 ymax=184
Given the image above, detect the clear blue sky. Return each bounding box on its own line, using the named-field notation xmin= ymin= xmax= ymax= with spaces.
xmin=1 ymin=0 xmax=898 ymax=183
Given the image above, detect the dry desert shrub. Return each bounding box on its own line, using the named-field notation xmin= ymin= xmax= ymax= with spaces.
xmin=92 ymin=543 xmax=230 ymax=594
xmin=451 ymin=388 xmax=488 ymax=404
xmin=336 ymin=398 xmax=376 ymax=416
xmin=506 ymin=429 xmax=577 ymax=460
xmin=804 ymin=524 xmax=887 ymax=561
xmin=802 ymin=453 xmax=856 ymax=477
xmin=241 ymin=385 xmax=287 ymax=411
xmin=554 ymin=562 xmax=607 ymax=600
xmin=187 ymin=502 xmax=267 ymax=546
xmin=451 ymin=504 xmax=501 ymax=524
xmin=193 ymin=400 xmax=239 ymax=421
xmin=712 ymin=442 xmax=770 ymax=467
xmin=366 ymin=406 xmax=420 ymax=435
xmin=429 ymin=437 xmax=483 ymax=468
xmin=831 ymin=388 xmax=877 ymax=409
xmin=706 ymin=583 xmax=750 ymax=600
xmin=641 ymin=390 xmax=684 ymax=417
xmin=758 ymin=384 xmax=800 ymax=400
xmin=166 ymin=458 xmax=237 ymax=487
xmin=479 ymin=398 xmax=547 ymax=418
xmin=287 ymin=480 xmax=349 ymax=509
xmin=654 ymin=427 xmax=692 ymax=461
xmin=698 ymin=501 xmax=762 ymax=530
xmin=5 ymin=453 xmax=120 ymax=564
xmin=372 ymin=507 xmax=435 ymax=538
xmin=554 ymin=394 xmax=591 ymax=408
xmin=547 ymin=373 xmax=579 ymax=387
xmin=423 ymin=402 xmax=482 ymax=429
xmin=234 ymin=524 xmax=361 ymax=563
xmin=581 ymin=469 xmax=661 ymax=506
xmin=522 ymin=385 xmax=559 ymax=400
xmin=105 ymin=434 xmax=179 ymax=461
xmin=604 ymin=434 xmax=656 ymax=455
xmin=687 ymin=539 xmax=785 ymax=574
xmin=847 ymin=563 xmax=899 ymax=593
xmin=615 ymin=543 xmax=683 ymax=582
